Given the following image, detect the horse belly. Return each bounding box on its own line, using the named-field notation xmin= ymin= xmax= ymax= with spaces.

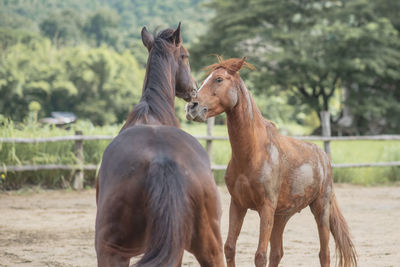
xmin=275 ymin=163 xmax=321 ymax=215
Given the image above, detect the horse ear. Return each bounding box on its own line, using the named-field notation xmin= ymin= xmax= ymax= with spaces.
xmin=141 ymin=26 xmax=154 ymax=52
xmin=231 ymin=57 xmax=247 ymax=73
xmin=172 ymin=22 xmax=182 ymax=46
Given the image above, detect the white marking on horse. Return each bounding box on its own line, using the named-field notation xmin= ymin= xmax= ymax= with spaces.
xmin=317 ymin=161 xmax=325 ymax=188
xmin=259 ymin=160 xmax=280 ymax=200
xmin=197 ymin=73 xmax=213 ymax=92
xmin=227 ymin=89 xmax=238 ymax=108
xmin=269 ymin=144 xmax=279 ymax=165
xmin=291 ymin=163 xmax=314 ymax=196
xmin=239 ymin=79 xmax=253 ymax=120
xmin=260 ymin=162 xmax=273 ymax=180
xmin=318 ymin=161 xmax=324 ymax=180
xmin=259 ymin=145 xmax=280 ymax=198
xmin=322 ymin=152 xmax=330 ymax=178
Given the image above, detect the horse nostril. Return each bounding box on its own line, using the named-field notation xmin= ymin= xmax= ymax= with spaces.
xmin=190 ymin=102 xmax=199 ymax=110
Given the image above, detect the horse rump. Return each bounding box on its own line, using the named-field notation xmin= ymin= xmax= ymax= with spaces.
xmin=135 ymin=156 xmax=190 ymax=267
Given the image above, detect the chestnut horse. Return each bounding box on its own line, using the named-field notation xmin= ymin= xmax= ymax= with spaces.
xmin=95 ymin=24 xmax=224 ymax=267
xmin=186 ymin=57 xmax=357 ymax=267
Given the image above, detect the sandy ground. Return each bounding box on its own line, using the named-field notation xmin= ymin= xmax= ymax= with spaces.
xmin=0 ymin=184 xmax=399 ymax=267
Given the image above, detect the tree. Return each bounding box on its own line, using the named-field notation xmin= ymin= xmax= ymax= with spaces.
xmin=65 ymin=46 xmax=144 ymax=125
xmin=83 ymin=8 xmax=121 ymax=48
xmin=0 ymin=0 xmax=213 ymax=66
xmin=0 ymin=27 xmax=41 ymax=51
xmin=0 ymin=39 xmax=144 ymax=125
xmin=39 ymin=9 xmax=83 ymax=46
xmin=191 ymin=0 xmax=400 ymax=133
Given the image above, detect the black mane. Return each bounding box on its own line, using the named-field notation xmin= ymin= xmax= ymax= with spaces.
xmin=121 ymin=29 xmax=179 ymax=130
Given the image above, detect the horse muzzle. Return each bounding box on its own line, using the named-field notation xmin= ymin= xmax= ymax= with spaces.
xmin=185 ymin=102 xmax=207 ymax=122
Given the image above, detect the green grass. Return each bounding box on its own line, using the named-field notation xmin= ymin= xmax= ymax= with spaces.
xmin=183 ymin=123 xmax=400 ymax=185
xmin=1 ymin=118 xmax=399 ymax=189
xmin=182 ymin=122 xmax=230 ymax=183
xmin=0 ymin=118 xmax=121 ymax=189
xmin=330 ymin=141 xmax=400 ymax=184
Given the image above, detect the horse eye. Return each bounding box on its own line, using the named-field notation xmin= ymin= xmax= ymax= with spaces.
xmin=216 ymin=77 xmax=223 ymax=83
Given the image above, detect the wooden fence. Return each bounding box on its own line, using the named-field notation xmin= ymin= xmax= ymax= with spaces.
xmin=1 ymin=126 xmax=400 ymax=189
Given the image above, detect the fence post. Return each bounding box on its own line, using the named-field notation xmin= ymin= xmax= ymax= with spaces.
xmin=320 ymin=111 xmax=331 ymax=156
xmin=73 ymin=130 xmax=84 ymax=190
xmin=206 ymin=117 xmax=215 ymax=163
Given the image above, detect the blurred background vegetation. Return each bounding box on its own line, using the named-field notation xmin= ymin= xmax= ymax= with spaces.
xmin=1 ymin=0 xmax=399 ymax=188
xmin=0 ymin=0 xmax=213 ymax=125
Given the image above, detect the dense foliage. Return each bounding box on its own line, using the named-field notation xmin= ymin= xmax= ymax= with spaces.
xmin=0 ymin=0 xmax=212 ymax=125
xmin=0 ymin=38 xmax=144 ymax=125
xmin=191 ymin=0 xmax=400 ymax=134
xmin=0 ymin=0 xmax=212 ymax=52
xmin=0 ymin=0 xmax=399 ymax=134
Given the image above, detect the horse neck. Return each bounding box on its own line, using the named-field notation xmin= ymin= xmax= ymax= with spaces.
xmin=226 ymin=79 xmax=267 ymax=161
xmin=121 ymin=51 xmax=179 ymax=130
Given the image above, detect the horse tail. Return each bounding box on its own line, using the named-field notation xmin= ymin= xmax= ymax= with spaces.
xmin=329 ymin=194 xmax=357 ymax=267
xmin=136 ymin=156 xmax=189 ymax=267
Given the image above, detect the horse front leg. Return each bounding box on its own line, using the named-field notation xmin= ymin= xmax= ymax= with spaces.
xmin=255 ymin=201 xmax=276 ymax=267
xmin=224 ymin=198 xmax=247 ymax=267
xmin=268 ymin=215 xmax=291 ymax=267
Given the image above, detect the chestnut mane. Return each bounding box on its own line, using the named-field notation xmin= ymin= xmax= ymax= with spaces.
xmin=204 ymin=56 xmax=255 ymax=75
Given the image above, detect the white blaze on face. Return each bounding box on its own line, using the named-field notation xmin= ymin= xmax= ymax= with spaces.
xmin=197 ymin=72 xmax=213 ymax=92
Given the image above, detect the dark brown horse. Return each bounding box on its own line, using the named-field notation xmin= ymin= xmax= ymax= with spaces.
xmin=95 ymin=24 xmax=225 ymax=267
xmin=186 ymin=57 xmax=357 ymax=267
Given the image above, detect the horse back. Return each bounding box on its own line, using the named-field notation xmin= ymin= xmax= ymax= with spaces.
xmin=95 ymin=125 xmax=218 ymax=257
xmin=103 ymin=125 xmax=211 ymax=179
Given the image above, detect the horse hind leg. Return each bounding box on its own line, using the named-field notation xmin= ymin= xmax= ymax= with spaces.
xmin=268 ymin=215 xmax=291 ymax=267
xmin=310 ymin=196 xmax=331 ymax=267
xmin=191 ymin=219 xmax=225 ymax=267
xmin=190 ymin=198 xmax=225 ymax=266
xmin=96 ymin=244 xmax=130 ymax=267
xmin=170 ymin=250 xmax=184 ymax=267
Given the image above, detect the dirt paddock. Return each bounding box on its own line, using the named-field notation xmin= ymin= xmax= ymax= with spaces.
xmin=0 ymin=184 xmax=399 ymax=267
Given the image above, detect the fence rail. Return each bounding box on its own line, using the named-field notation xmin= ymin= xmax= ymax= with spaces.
xmin=0 ymin=135 xmax=114 ymax=143
xmin=1 ymin=132 xmax=400 ymax=189
xmin=0 ymin=164 xmax=98 ymax=172
xmin=2 ymin=134 xmax=400 ymax=144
